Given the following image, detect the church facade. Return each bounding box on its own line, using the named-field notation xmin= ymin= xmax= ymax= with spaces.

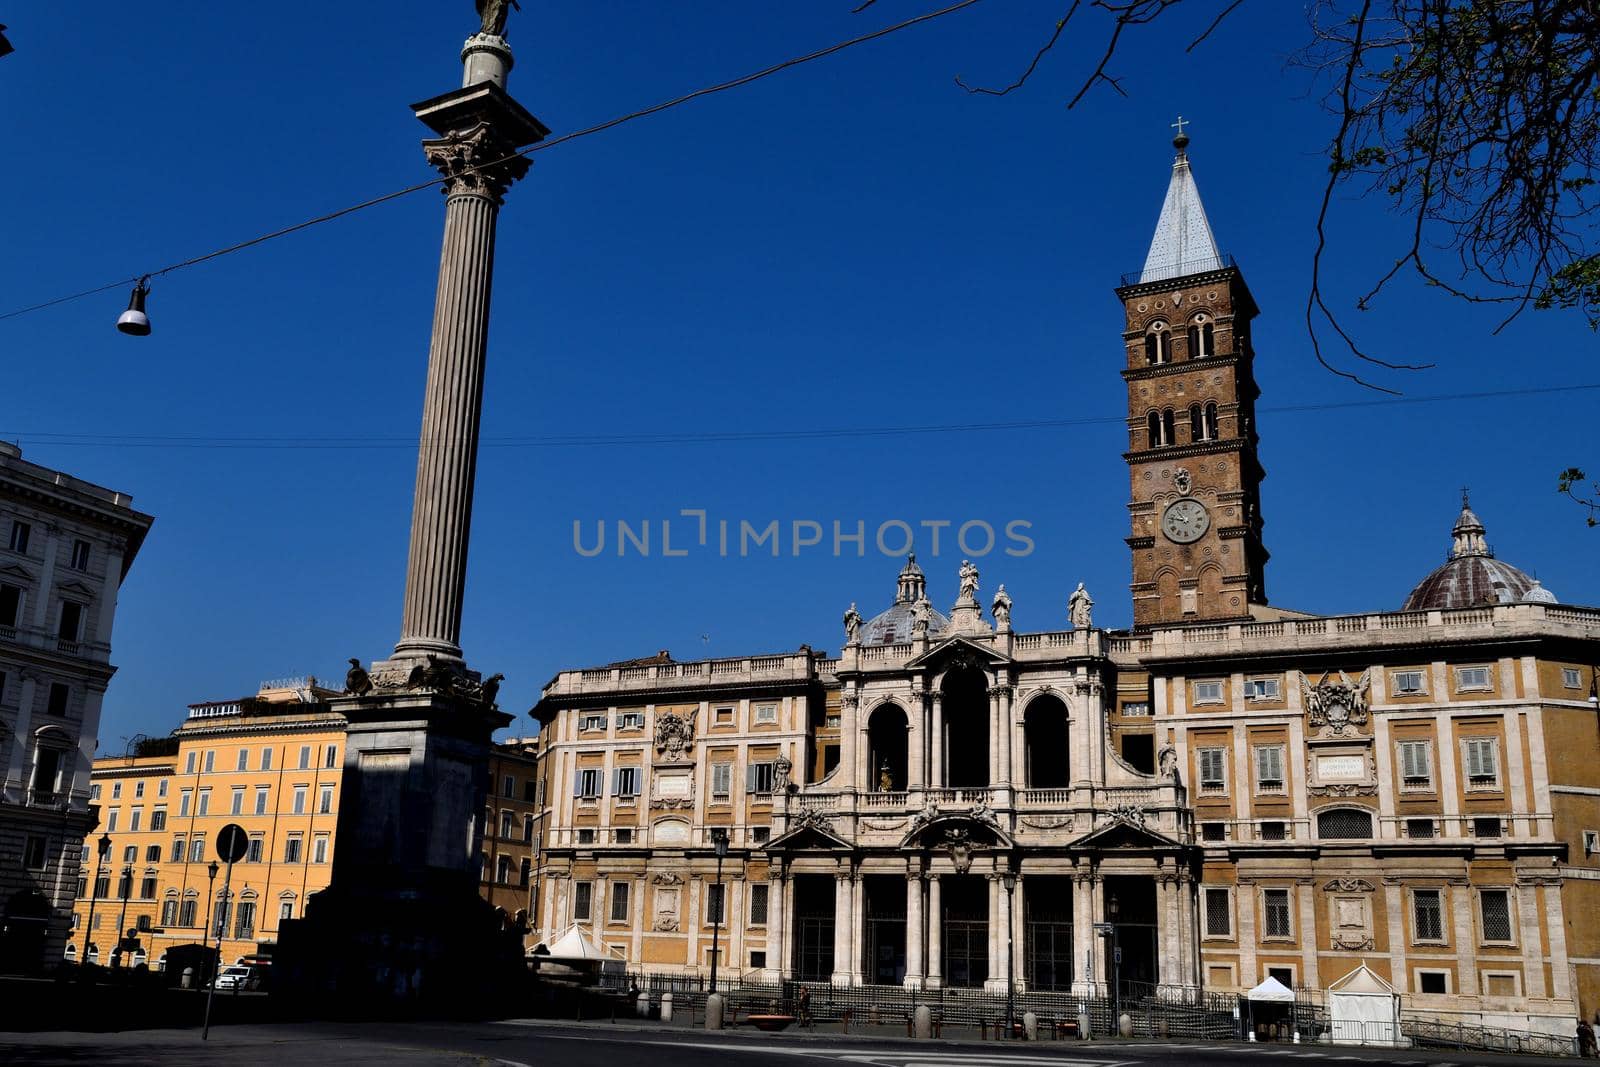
xmin=529 ymin=135 xmax=1600 ymax=1034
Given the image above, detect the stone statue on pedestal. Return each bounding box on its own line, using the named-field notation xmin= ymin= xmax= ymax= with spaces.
xmin=475 ymin=0 xmax=520 ymax=36
xmin=1068 ymin=582 xmax=1094 ymax=629
xmin=991 ymin=584 xmax=1012 ymax=630
xmin=843 ymin=602 xmax=862 ymax=646
xmin=912 ymin=595 xmax=932 ymax=637
xmin=957 ymin=559 xmax=980 ymax=603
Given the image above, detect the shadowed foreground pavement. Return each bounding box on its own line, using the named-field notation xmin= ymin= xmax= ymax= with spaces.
xmin=0 ymin=1019 xmax=1575 ymax=1066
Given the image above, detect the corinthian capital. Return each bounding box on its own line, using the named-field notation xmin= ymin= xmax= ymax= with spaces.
xmin=423 ymin=121 xmax=531 ymax=203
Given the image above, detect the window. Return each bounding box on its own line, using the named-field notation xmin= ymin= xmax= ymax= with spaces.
xmin=1120 ymin=701 xmax=1150 ymax=717
xmin=577 ymin=768 xmax=601 ymax=799
xmin=1398 ymin=740 xmax=1432 ymax=789
xmin=573 ymin=881 xmax=592 ymax=921
xmin=1479 ymin=889 xmax=1513 ymax=943
xmin=70 ymin=539 xmax=91 ymax=571
xmin=1203 ymin=888 xmax=1231 ymax=936
xmin=750 ymin=883 xmax=770 ymax=925
xmin=1259 ymin=821 xmax=1286 ymax=841
xmin=91 ymin=784 xmax=101 ymax=801
xmin=613 ymin=766 xmax=639 ymax=798
xmin=112 ymin=782 xmax=123 ymax=800
xmin=1317 ymin=808 xmax=1373 ymax=839
xmin=495 ymin=854 xmax=512 ymax=884
xmin=106 ymin=809 xmax=119 ymax=832
xmin=1146 ymin=408 xmax=1176 ymax=447
xmin=293 ymin=786 xmax=307 ymax=814
xmin=500 ymin=774 xmax=515 ymax=798
xmin=0 ymin=583 xmax=20 ymax=627
xmin=190 ymin=837 xmax=206 ymax=862
xmin=581 ymin=714 xmax=606 ymax=732
xmin=324 ymin=744 xmax=337 ymax=769
xmin=179 ymin=899 xmax=197 ymax=927
xmin=751 ymin=826 xmax=770 ymax=844
xmin=122 ymin=844 xmax=137 ymax=864
xmin=57 ymin=600 xmax=83 ymax=642
xmin=284 ymin=836 xmax=302 ymax=864
xmin=8 ymin=520 xmax=31 ymax=553
xmin=129 ymin=808 xmax=143 ymax=831
xmin=197 ymin=789 xmax=210 ymax=815
xmin=618 ymin=711 xmax=644 ymax=730
xmin=134 ymin=781 xmax=144 ymax=799
xmin=255 ymin=788 xmax=269 ymax=815
xmin=236 ymin=749 xmax=249 ymax=772
xmin=319 ymin=786 xmax=333 ymax=814
xmin=1144 ymin=321 xmax=1171 ymax=364
xmin=750 ymin=951 xmax=767 ymax=969
xmin=615 ymin=828 xmax=634 ymax=845
xmin=1456 ymin=666 xmax=1491 ymax=691
xmin=1193 ymin=681 xmax=1224 ymax=705
xmin=1245 ymin=678 xmax=1280 ymax=701
xmin=312 ymin=836 xmax=329 ymax=863
xmin=523 ymin=814 xmax=535 ymax=843
xmin=1198 ymin=748 xmax=1227 ymax=794
xmin=260 ymin=749 xmax=273 ymax=771
xmin=179 ymin=790 xmax=192 ymax=817
xmin=1392 ymin=670 xmax=1426 ymax=695
xmin=1584 ymin=829 xmax=1600 ymax=856
xmin=204 ymin=750 xmax=215 ymax=773
xmin=523 ymin=779 xmax=537 ymax=802
xmin=1464 ymin=738 xmax=1499 ymax=788
xmin=185 ymin=752 xmax=196 ymax=775
xmin=145 ymin=845 xmax=161 ymax=862
xmin=1562 ymin=667 xmax=1583 ymax=689
xmin=171 ymin=837 xmax=185 ymax=863
xmin=161 ymin=899 xmax=179 ymax=926
xmin=1418 ymin=971 xmax=1448 ymax=994
xmin=230 ymin=788 xmax=244 ymax=815
xmin=94 ymin=873 xmax=110 ymax=899
xmin=1254 ymin=745 xmax=1285 ymax=793
xmin=747 ymin=762 xmax=776 ymax=796
xmin=47 ymin=683 xmax=69 ymax=716
xmin=706 ymin=883 xmax=726 ymax=924
xmin=1188 ymin=313 xmax=1215 ymax=358
xmin=1266 ymin=966 xmax=1295 ymax=988
xmin=520 ymin=858 xmax=532 ymax=887
xmin=711 ymin=763 xmax=732 ymax=799
xmin=1472 ymin=816 xmax=1502 ymax=838
xmin=116 ymin=871 xmax=132 ymax=899
xmin=234 ymin=901 xmax=256 ymax=939
xmin=23 ymin=835 xmax=47 ymax=870
xmin=1405 ymin=818 xmax=1435 ymax=839
xmin=498 ymin=810 xmax=514 ymax=838
xmin=157 ymin=779 xmax=167 ymax=797
xmin=1413 ymin=890 xmax=1444 ymax=942
xmin=140 ymin=876 xmax=157 ymax=900
xmin=714 ymin=706 xmax=734 ymax=725
xmin=1201 ymin=822 xmax=1227 ymax=842
xmin=755 ymin=703 xmax=777 ymax=724
xmin=1263 ymin=888 xmax=1292 ymax=939
xmin=298 ymin=746 xmax=311 ymax=770
xmin=577 ymin=827 xmax=596 ymax=844
xmin=247 ymin=837 xmax=264 ymax=862
xmin=610 ymin=882 xmax=631 ymax=922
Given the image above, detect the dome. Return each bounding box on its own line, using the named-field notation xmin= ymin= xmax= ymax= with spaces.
xmin=1402 ymin=494 xmax=1559 ymax=610
xmin=860 ymin=554 xmax=950 ymax=645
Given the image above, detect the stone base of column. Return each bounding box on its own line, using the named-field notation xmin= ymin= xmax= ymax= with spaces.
xmin=902 ymin=974 xmax=926 ymax=990
xmin=830 ymin=971 xmax=854 ymax=988
xmin=983 ymin=978 xmax=1010 ymax=995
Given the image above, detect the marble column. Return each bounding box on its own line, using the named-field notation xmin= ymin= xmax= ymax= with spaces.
xmin=767 ymin=871 xmax=787 ymax=980
xmin=1071 ymin=872 xmax=1096 ymax=995
xmin=904 ymin=873 xmax=925 ymax=988
xmin=926 ymin=874 xmax=943 ymax=986
xmin=850 ymin=872 xmax=866 ymax=984
xmin=929 ymin=695 xmax=944 ymax=789
xmin=393 ymin=60 xmax=546 ymax=665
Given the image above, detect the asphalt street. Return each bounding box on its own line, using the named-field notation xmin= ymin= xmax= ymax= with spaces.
xmin=0 ymin=1020 xmax=1574 ymax=1067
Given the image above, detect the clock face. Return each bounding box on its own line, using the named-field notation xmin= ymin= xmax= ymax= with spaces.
xmin=1161 ymin=499 xmax=1211 ymax=543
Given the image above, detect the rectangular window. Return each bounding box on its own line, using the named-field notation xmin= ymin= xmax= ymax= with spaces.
xmin=1398 ymin=740 xmax=1432 ymax=789
xmin=57 ymin=600 xmax=83 ymax=641
xmin=106 ymin=809 xmax=118 ymax=832
xmin=145 ymin=846 xmax=161 ymax=865
xmin=8 ymin=520 xmax=31 ymax=553
xmin=1201 ymin=821 xmax=1227 ymax=842
xmin=293 ymin=786 xmax=307 ymax=814
xmin=711 ymin=762 xmax=732 ymax=799
xmin=1392 ymin=670 xmax=1426 ymax=695
xmin=577 ymin=828 xmax=595 ymax=844
xmin=1193 ymin=681 xmax=1224 ymax=705
xmin=319 ymin=786 xmax=333 ymax=814
xmin=1254 ymin=745 xmax=1285 ymax=793
xmin=520 ymin=858 xmax=532 ymax=887
xmin=197 ymin=789 xmax=210 ymax=815
xmin=751 ymin=826 xmax=770 ymax=843
xmin=1245 ymin=678 xmax=1280 ymax=700
xmin=185 ymin=752 xmax=196 ymax=775
xmin=134 ymin=781 xmax=144 ymax=798
xmin=47 ymin=683 xmax=69 ymax=716
xmin=204 ymin=750 xmax=215 ymax=773
xmin=230 ymin=788 xmax=244 ymax=816
xmin=1259 ymin=820 xmax=1286 ymax=841
xmin=1204 ymin=888 xmax=1231 ymax=936
xmin=140 ymin=876 xmax=157 ymax=900
xmin=247 ymin=837 xmax=264 ymax=862
xmin=70 ymin=539 xmax=91 ymax=571
xmin=613 ymin=766 xmax=639 ymax=798
xmin=523 ymin=813 xmax=535 ymax=843
xmin=577 ymin=768 xmax=601 ymax=799
xmin=128 ymin=807 xmax=144 ymax=832
xmin=1266 ymin=966 xmax=1295 ymax=989
xmin=1263 ymin=888 xmax=1293 ymax=939
xmin=706 ymin=883 xmax=726 ymax=924
xmin=501 ymin=774 xmax=515 ymax=798
xmin=23 ymin=835 xmax=47 ymax=870
xmin=255 ymin=788 xmax=269 ymax=815
xmin=1121 ymin=701 xmax=1150 ymax=717
xmin=1463 ymin=737 xmax=1499 ymax=788
xmin=122 ymin=844 xmax=137 ymax=864
xmin=298 ymin=746 xmax=311 ymax=769
xmin=179 ymin=790 xmax=192 ymax=817
xmin=1418 ymin=971 xmax=1448 ymax=994
xmin=0 ymin=583 xmax=21 ymax=627
xmin=1413 ymin=890 xmax=1444 ymax=942
xmin=581 ymin=714 xmax=606 ymax=732
xmin=190 ymin=837 xmax=206 ymax=863
xmin=1456 ymin=666 xmax=1491 ymax=691
xmin=280 ymin=901 xmax=294 ymax=922
xmin=714 ymin=706 xmax=735 ymax=724
xmin=615 ymin=828 xmax=633 ymax=844
xmin=750 ymin=883 xmax=770 ymax=925
xmin=1562 ymin=667 xmax=1583 ymax=689
xmin=236 ymin=749 xmax=249 ymax=772
xmin=1480 ymin=889 xmax=1513 ymax=943
xmin=171 ymin=837 xmax=185 ymax=863
xmin=179 ymin=899 xmax=197 ymax=927
xmin=94 ymin=874 xmax=110 ymax=899
xmin=573 ymin=881 xmax=592 ymax=921
xmin=1472 ymin=816 xmax=1502 ymax=838
xmin=157 ymin=779 xmax=167 ymax=797
xmin=235 ymin=901 xmax=256 ymax=940
xmin=523 ymin=779 xmax=538 ymax=802
xmin=495 ymin=854 xmax=512 ymax=884
xmin=91 ymin=784 xmax=101 ymax=801
xmin=312 ymin=835 xmax=329 ymax=863
xmin=499 ymin=810 xmax=514 ymax=838
xmin=755 ymin=703 xmax=778 ymax=724
xmin=260 ymin=749 xmax=272 ymax=771
xmin=1198 ymin=747 xmax=1227 ymax=793
xmin=284 ymin=837 xmax=302 ymax=864
xmin=161 ymin=900 xmax=179 ymax=926
xmin=324 ymin=744 xmax=337 ymax=769
xmin=747 ymin=762 xmax=776 ymax=796
xmin=618 ymin=711 xmax=644 ymax=730
xmin=1405 ymin=818 xmax=1435 ymax=839
xmin=610 ymin=882 xmax=631 ymax=922
xmin=112 ymin=782 xmax=122 ymax=800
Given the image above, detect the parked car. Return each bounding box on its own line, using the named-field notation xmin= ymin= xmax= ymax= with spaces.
xmin=209 ymin=964 xmax=267 ymax=991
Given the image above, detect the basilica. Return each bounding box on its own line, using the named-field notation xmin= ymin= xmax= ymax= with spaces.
xmin=529 ymin=133 xmax=1600 ymax=1035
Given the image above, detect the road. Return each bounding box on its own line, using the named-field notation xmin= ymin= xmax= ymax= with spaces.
xmin=0 ymin=1019 xmax=1570 ymax=1067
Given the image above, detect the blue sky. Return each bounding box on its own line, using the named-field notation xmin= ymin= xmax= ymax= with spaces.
xmin=3 ymin=3 xmax=1595 ymax=747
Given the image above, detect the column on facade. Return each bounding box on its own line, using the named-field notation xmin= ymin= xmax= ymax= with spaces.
xmin=857 ymin=724 xmax=871 ymax=796
xmin=926 ymin=874 xmax=943 ymax=986
xmin=985 ymin=873 xmax=1003 ymax=988
xmin=907 ymin=707 xmax=923 ymax=793
xmin=850 ymin=870 xmax=866 ymax=983
xmin=997 ymin=874 xmax=1014 ymax=991
xmin=841 ymin=693 xmax=858 ymax=794
xmin=995 ymin=683 xmax=1013 ymax=790
xmin=1177 ymin=872 xmax=1197 ymax=988
xmin=1012 ymin=874 xmax=1026 ymax=990
xmin=929 ymin=695 xmax=944 ymax=790
xmin=904 ymin=873 xmax=925 ymax=987
xmin=1070 ymin=871 xmax=1096 ymax=993
xmin=1297 ymin=880 xmax=1318 ymax=989
xmin=832 ymin=868 xmax=854 ymax=985
xmin=1546 ymin=880 xmax=1573 ymax=1004
xmin=988 ymin=687 xmax=1002 ymax=786
xmin=1236 ymin=882 xmax=1257 ymax=989
xmin=1158 ymin=873 xmax=1180 ymax=991
xmin=1516 ymin=881 xmax=1546 ymax=999
xmin=767 ymin=870 xmax=787 ymax=978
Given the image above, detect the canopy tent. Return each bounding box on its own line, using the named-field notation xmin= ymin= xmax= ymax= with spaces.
xmin=529 ymin=925 xmax=626 ymax=983
xmin=1240 ymin=976 xmax=1297 ymax=1042
xmin=1246 ymin=976 xmax=1296 ymax=1003
xmin=1327 ymin=963 xmax=1403 ymax=1046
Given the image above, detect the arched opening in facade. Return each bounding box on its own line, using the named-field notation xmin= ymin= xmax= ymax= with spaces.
xmin=1144 ymin=322 xmax=1171 ymax=364
xmin=867 ymin=703 xmax=909 ymax=792
xmin=1023 ymin=694 xmax=1069 ymax=788
xmin=1188 ymin=313 xmax=1214 ymax=358
xmin=942 ymin=667 xmax=990 ymax=788
xmin=1204 ymin=402 xmax=1219 ymax=440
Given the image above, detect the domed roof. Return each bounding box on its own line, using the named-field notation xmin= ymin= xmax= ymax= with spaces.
xmin=861 ymin=554 xmax=949 ymax=645
xmin=1402 ymin=493 xmax=1559 ymax=611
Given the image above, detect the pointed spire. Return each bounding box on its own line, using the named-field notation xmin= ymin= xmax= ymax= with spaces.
xmin=1138 ymin=120 xmax=1224 ymax=284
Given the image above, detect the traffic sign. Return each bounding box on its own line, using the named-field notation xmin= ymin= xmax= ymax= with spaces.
xmin=217 ymin=823 xmax=248 ymax=864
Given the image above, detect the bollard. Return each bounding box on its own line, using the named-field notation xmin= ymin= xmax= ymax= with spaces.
xmin=913 ymin=1004 xmax=933 ymax=1039
xmin=637 ymin=992 xmax=650 ymax=1018
xmin=1159 ymin=1018 xmax=1169 ymax=1038
xmin=1023 ymin=1011 xmax=1038 ymax=1041
xmin=1119 ymin=1012 xmax=1133 ymax=1038
xmin=181 ymin=966 xmax=195 ymax=990
xmin=661 ymin=992 xmax=673 ymax=1024
xmin=705 ymin=993 xmax=724 ymax=1030
xmin=1078 ymin=1009 xmax=1090 ymax=1040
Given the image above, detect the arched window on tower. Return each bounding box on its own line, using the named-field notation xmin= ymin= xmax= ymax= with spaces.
xmin=1162 ymin=408 xmax=1176 ymax=446
xmin=1187 ymin=313 xmax=1214 ymax=359
xmin=1204 ymin=402 xmax=1219 ymax=440
xmin=1144 ymin=322 xmax=1170 ymax=365
xmin=1147 ymin=410 xmax=1163 ymax=448
xmin=1188 ymin=404 xmax=1203 ymax=442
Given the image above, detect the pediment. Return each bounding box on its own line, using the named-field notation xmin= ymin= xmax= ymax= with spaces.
xmin=907 ymin=635 xmax=1011 ymax=671
xmin=0 ymin=561 xmax=34 ymax=583
xmin=1072 ymin=815 xmax=1186 ymax=851
xmin=899 ymin=807 xmax=1015 ymax=850
xmin=765 ymin=811 xmax=854 ymax=852
xmin=55 ymin=579 xmax=97 ymax=600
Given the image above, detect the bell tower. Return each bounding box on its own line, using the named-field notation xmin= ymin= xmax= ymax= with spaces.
xmin=1116 ymin=125 xmax=1267 ymax=628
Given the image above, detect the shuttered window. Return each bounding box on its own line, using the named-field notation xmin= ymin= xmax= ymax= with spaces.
xmin=746 ymin=763 xmax=776 ymax=795
xmin=1199 ymin=748 xmax=1226 ymax=793
xmin=711 ymin=763 xmax=732 ymax=798
xmin=1254 ymin=746 xmax=1284 ymax=792
xmin=1398 ymin=741 xmax=1431 ymax=788
xmin=613 ymin=766 xmax=639 ymax=797
xmin=1463 ymin=738 xmax=1498 ymax=788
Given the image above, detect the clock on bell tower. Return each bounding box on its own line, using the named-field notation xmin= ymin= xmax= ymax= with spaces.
xmin=1117 ymin=126 xmax=1268 ymax=628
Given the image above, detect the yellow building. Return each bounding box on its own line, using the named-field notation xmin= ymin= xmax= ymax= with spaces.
xmin=69 ymin=679 xmax=542 ymax=967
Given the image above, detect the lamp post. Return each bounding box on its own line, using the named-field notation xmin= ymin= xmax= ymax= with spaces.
xmin=203 ymin=860 xmax=219 ymax=984
xmin=1002 ymin=871 xmax=1017 ymax=1039
xmin=81 ymin=832 xmax=110 ymax=966
xmin=1108 ymin=894 xmax=1122 ymax=1031
xmin=709 ymin=828 xmax=728 ymax=992
xmin=112 ymin=864 xmax=133 ymax=967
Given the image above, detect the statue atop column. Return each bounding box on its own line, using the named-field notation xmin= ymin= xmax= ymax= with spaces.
xmin=1068 ymin=582 xmax=1094 ymax=629
xmin=957 ymin=559 xmax=980 ymax=604
xmin=991 ymin=584 xmax=1012 ymax=632
xmin=475 ymin=0 xmax=520 ymax=37
xmin=843 ymin=602 xmax=862 ymax=646
xmin=912 ymin=594 xmax=932 ymax=637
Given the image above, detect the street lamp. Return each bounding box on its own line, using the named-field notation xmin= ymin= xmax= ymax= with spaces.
xmin=112 ymin=864 xmax=133 ymax=967
xmin=1001 ymin=871 xmax=1017 ymax=1039
xmin=81 ymin=833 xmax=111 ymax=966
xmin=203 ymin=860 xmax=219 ymax=985
xmin=709 ymin=828 xmax=728 ymax=993
xmin=1107 ymin=894 xmax=1121 ymax=1030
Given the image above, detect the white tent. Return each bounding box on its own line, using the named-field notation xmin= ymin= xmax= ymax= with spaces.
xmin=1246 ymin=975 xmax=1297 ymax=1003
xmin=529 ymin=925 xmax=627 ymax=981
xmin=1327 ymin=963 xmax=1403 ymax=1046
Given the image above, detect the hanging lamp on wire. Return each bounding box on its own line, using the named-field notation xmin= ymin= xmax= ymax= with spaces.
xmin=116 ymin=277 xmax=152 ymax=336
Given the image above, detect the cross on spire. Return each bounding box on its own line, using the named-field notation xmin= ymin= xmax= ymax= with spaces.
xmin=1171 ymin=115 xmax=1189 ymax=137
xmin=1460 ymin=485 xmax=1471 ymax=509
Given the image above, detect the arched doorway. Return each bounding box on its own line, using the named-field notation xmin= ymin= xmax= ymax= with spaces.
xmin=0 ymin=890 xmax=51 ymax=975
xmin=867 ymin=703 xmax=908 ymax=792
xmin=1024 ymin=695 xmax=1069 ymax=788
xmin=942 ymin=667 xmax=990 ymax=788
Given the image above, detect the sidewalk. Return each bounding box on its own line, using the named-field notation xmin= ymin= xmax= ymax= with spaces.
xmin=0 ymin=1026 xmax=480 ymax=1067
